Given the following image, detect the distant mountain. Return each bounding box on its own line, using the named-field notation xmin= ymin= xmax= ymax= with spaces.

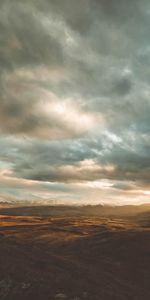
xmin=0 ymin=203 xmax=149 ymax=217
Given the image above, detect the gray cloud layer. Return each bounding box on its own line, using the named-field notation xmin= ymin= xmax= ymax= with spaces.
xmin=0 ymin=0 xmax=150 ymax=204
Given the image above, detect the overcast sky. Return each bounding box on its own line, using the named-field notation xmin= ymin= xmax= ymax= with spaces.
xmin=0 ymin=0 xmax=150 ymax=206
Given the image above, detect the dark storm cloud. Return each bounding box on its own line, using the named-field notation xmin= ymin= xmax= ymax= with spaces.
xmin=0 ymin=1 xmax=63 ymax=70
xmin=0 ymin=0 xmax=150 ymax=204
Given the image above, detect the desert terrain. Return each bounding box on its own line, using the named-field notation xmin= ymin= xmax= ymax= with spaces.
xmin=0 ymin=205 xmax=150 ymax=300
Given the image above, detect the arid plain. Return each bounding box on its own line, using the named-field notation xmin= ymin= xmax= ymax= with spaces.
xmin=0 ymin=205 xmax=150 ymax=300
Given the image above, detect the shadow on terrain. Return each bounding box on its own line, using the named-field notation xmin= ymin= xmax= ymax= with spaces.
xmin=0 ymin=205 xmax=150 ymax=300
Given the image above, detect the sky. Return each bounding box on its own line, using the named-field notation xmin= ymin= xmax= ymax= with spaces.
xmin=0 ymin=0 xmax=150 ymax=206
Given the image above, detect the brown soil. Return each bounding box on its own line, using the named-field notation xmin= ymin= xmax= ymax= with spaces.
xmin=0 ymin=212 xmax=150 ymax=300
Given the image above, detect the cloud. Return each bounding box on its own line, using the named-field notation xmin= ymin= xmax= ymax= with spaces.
xmin=0 ymin=70 xmax=100 ymax=138
xmin=0 ymin=0 xmax=150 ymax=205
xmin=14 ymin=159 xmax=115 ymax=183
